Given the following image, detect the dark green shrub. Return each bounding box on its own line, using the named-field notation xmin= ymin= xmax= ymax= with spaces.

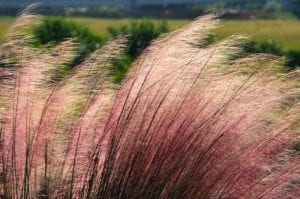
xmin=110 ymin=54 xmax=132 ymax=84
xmin=33 ymin=18 xmax=169 ymax=83
xmin=108 ymin=20 xmax=168 ymax=59
xmin=107 ymin=20 xmax=169 ymax=82
xmin=285 ymin=50 xmax=300 ymax=70
xmin=247 ymin=39 xmax=300 ymax=70
xmin=33 ymin=17 xmax=106 ymax=66
xmin=250 ymin=39 xmax=283 ymax=56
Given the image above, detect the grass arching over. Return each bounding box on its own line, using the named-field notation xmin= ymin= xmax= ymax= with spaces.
xmin=0 ymin=9 xmax=299 ymax=198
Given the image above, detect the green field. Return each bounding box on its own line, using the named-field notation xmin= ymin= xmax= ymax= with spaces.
xmin=216 ymin=20 xmax=300 ymax=51
xmin=1 ymin=17 xmax=300 ymax=50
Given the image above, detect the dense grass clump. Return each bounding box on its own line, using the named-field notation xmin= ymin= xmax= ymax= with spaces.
xmin=0 ymin=8 xmax=299 ymax=199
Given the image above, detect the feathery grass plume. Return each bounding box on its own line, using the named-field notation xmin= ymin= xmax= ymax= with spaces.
xmin=0 ymin=4 xmax=40 ymax=122
xmin=82 ymin=15 xmax=299 ymax=198
xmin=29 ymin=38 xmax=127 ymax=197
xmin=0 ymin=26 xmax=125 ymax=199
xmin=0 ymin=41 xmax=77 ymax=198
xmin=0 ymin=4 xmax=40 ymax=62
xmin=0 ymin=8 xmax=77 ymax=198
xmin=0 ymin=6 xmax=126 ymax=196
xmin=0 ymin=8 xmax=299 ymax=198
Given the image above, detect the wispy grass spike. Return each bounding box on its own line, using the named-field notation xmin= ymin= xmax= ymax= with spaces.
xmin=0 ymin=6 xmax=299 ymax=199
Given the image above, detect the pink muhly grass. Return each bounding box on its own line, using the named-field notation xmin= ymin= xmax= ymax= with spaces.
xmin=0 ymin=8 xmax=299 ymax=199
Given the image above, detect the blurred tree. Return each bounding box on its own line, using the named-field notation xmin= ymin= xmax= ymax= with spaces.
xmin=264 ymin=0 xmax=282 ymax=12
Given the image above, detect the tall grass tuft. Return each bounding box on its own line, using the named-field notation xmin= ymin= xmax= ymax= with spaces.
xmin=0 ymin=8 xmax=299 ymax=199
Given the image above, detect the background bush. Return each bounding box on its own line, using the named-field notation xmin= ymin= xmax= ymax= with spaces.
xmin=107 ymin=20 xmax=169 ymax=82
xmin=250 ymin=39 xmax=283 ymax=56
xmin=248 ymin=39 xmax=300 ymax=70
xmin=32 ymin=18 xmax=169 ymax=83
xmin=33 ymin=17 xmax=106 ymax=66
xmin=285 ymin=49 xmax=300 ymax=70
xmin=108 ymin=20 xmax=168 ymax=59
xmin=32 ymin=17 xmax=300 ymax=80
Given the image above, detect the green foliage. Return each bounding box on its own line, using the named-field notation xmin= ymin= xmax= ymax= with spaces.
xmin=248 ymin=39 xmax=300 ymax=70
xmin=285 ymin=50 xmax=300 ymax=70
xmin=32 ymin=18 xmax=169 ymax=83
xmin=250 ymin=39 xmax=283 ymax=55
xmin=107 ymin=20 xmax=169 ymax=82
xmin=108 ymin=20 xmax=168 ymax=59
xmin=33 ymin=17 xmax=106 ymax=65
xmin=110 ymin=54 xmax=132 ymax=84
xmin=29 ymin=17 xmax=300 ymax=80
